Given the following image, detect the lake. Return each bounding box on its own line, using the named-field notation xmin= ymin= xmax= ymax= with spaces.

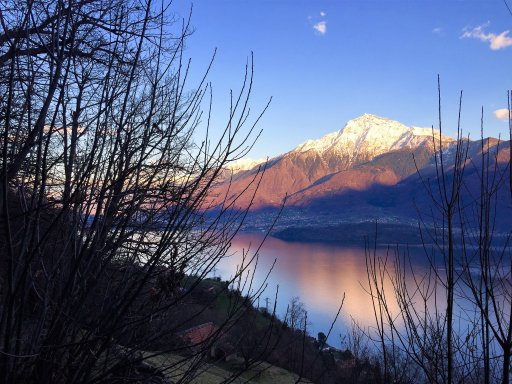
xmin=214 ymin=232 xmax=433 ymax=348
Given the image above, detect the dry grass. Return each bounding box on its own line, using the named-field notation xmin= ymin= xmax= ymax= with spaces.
xmin=144 ymin=352 xmax=314 ymax=383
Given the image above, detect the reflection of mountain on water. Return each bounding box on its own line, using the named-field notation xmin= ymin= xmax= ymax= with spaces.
xmin=216 ymin=233 xmax=433 ymax=347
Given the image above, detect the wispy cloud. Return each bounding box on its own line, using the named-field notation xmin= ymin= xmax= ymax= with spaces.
xmin=313 ymin=21 xmax=327 ymax=35
xmin=494 ymin=108 xmax=511 ymax=121
xmin=461 ymin=22 xmax=512 ymax=50
xmin=432 ymin=27 xmax=443 ymax=35
xmin=320 ymin=11 xmax=326 ymax=17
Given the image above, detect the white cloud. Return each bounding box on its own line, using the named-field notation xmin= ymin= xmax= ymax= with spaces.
xmin=432 ymin=27 xmax=443 ymax=35
xmin=461 ymin=23 xmax=512 ymax=50
xmin=320 ymin=11 xmax=326 ymax=17
xmin=313 ymin=21 xmax=327 ymax=35
xmin=494 ymin=108 xmax=511 ymax=121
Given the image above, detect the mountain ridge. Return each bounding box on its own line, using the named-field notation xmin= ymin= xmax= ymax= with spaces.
xmin=213 ymin=113 xmax=458 ymax=209
xmin=231 ymin=113 xmax=455 ymax=177
xmin=209 ymin=113 xmax=510 ymax=238
xmin=292 ymin=113 xmax=450 ymax=157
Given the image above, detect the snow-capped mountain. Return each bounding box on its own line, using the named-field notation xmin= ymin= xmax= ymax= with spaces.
xmin=291 ymin=113 xmax=452 ymax=170
xmin=208 ymin=114 xmax=507 ymax=216
xmin=209 ymin=113 xmax=454 ymax=209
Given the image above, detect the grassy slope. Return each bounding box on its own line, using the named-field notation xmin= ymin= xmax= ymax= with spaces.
xmin=142 ymin=278 xmax=313 ymax=383
xmin=145 ymin=352 xmax=313 ymax=383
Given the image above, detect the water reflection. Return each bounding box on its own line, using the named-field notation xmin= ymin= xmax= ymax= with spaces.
xmin=215 ymin=233 xmax=430 ymax=346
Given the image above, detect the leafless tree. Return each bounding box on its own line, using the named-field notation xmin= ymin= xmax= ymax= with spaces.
xmin=0 ymin=0 xmax=275 ymax=382
xmin=364 ymin=84 xmax=511 ymax=384
xmin=456 ymin=92 xmax=512 ymax=384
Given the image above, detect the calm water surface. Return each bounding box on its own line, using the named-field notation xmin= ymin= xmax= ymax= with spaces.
xmin=215 ymin=233 xmax=430 ymax=347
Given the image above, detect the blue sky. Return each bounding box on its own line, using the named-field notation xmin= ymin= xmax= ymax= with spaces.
xmin=173 ymin=0 xmax=512 ymax=159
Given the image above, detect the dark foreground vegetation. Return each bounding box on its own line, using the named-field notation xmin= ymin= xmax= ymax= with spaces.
xmin=0 ymin=0 xmax=511 ymax=383
xmin=0 ymin=0 xmax=381 ymax=382
xmin=0 ymin=0 xmax=275 ymax=381
xmin=361 ymin=85 xmax=512 ymax=384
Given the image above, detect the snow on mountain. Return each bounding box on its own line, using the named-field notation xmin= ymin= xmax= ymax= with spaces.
xmin=208 ymin=113 xmax=509 ymax=222
xmin=293 ymin=114 xmax=453 ymax=165
xmin=225 ymin=158 xmax=267 ymax=172
xmin=207 ymin=114 xmax=492 ymax=211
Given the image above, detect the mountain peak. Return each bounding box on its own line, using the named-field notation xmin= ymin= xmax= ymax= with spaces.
xmin=341 ymin=114 xmax=409 ymax=139
xmin=294 ymin=114 xmax=408 ymax=155
xmin=352 ymin=113 xmax=389 ymax=122
xmin=293 ymin=114 xmax=453 ymax=162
